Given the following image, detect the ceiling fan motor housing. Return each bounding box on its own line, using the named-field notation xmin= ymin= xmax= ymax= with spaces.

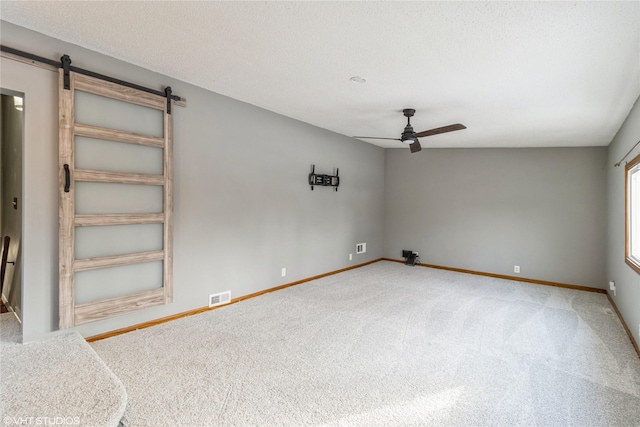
xmin=401 ymin=125 xmax=416 ymax=144
xmin=401 ymin=108 xmax=417 ymax=143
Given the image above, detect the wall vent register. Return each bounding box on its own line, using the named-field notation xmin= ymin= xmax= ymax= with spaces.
xmin=209 ymin=291 xmax=231 ymax=308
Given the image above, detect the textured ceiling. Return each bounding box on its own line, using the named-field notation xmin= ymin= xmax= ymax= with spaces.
xmin=1 ymin=1 xmax=639 ymax=149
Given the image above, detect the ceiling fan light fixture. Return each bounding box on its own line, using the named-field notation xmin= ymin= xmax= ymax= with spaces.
xmin=401 ymin=132 xmax=417 ymax=144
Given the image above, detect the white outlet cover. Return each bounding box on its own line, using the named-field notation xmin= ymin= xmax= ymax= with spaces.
xmin=281 ymin=267 xmax=286 ymax=277
xmin=356 ymin=243 xmax=366 ymax=254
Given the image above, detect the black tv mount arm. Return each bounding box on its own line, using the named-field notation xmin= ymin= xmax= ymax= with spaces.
xmin=309 ymin=165 xmax=340 ymax=191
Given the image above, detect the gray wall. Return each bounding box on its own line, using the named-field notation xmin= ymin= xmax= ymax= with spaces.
xmin=384 ymin=147 xmax=608 ymax=289
xmin=4 ymin=19 xmax=633 ymax=346
xmin=0 ymin=21 xmax=384 ymax=341
xmin=606 ymin=95 xmax=640 ymax=347
xmin=0 ymin=94 xmax=23 ymax=318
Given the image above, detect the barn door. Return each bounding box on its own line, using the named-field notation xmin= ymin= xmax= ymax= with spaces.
xmin=58 ymin=68 xmax=173 ymax=329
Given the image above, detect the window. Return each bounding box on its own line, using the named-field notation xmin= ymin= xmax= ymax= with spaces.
xmin=625 ymin=153 xmax=640 ymax=273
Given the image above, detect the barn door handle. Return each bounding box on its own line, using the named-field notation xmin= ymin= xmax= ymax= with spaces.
xmin=63 ymin=164 xmax=70 ymax=192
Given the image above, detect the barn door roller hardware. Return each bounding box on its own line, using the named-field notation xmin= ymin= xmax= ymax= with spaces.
xmin=165 ymin=87 xmax=173 ymax=114
xmin=61 ymin=54 xmax=71 ymax=90
xmin=0 ymin=45 xmax=184 ymax=114
xmin=309 ymin=165 xmax=340 ymax=191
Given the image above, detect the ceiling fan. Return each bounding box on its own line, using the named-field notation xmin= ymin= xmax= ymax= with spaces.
xmin=354 ymin=109 xmax=466 ymax=153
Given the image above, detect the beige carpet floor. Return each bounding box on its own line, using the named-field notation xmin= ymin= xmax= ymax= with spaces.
xmin=92 ymin=261 xmax=640 ymax=426
xmin=0 ymin=312 xmax=127 ymax=427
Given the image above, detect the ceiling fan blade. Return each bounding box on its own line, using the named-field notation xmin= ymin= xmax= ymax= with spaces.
xmin=353 ymin=136 xmax=402 ymax=141
xmin=409 ymin=140 xmax=422 ymax=153
xmin=415 ymin=123 xmax=466 ymax=138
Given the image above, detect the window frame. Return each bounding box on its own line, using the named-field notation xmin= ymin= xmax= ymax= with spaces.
xmin=625 ymin=152 xmax=640 ymax=274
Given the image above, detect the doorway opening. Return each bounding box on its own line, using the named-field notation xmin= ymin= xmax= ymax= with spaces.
xmin=1 ymin=90 xmax=24 ymax=325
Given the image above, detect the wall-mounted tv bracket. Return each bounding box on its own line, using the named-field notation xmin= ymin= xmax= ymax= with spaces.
xmin=309 ymin=164 xmax=340 ymax=191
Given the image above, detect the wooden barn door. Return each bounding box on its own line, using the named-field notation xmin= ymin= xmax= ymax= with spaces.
xmin=58 ymin=69 xmax=173 ymax=329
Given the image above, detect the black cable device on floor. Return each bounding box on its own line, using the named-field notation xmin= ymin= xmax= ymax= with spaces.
xmin=402 ymin=250 xmax=420 ymax=266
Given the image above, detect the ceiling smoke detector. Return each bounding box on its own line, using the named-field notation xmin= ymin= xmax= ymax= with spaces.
xmin=349 ymin=76 xmax=367 ymax=84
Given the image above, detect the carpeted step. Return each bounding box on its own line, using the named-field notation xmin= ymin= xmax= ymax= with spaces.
xmin=0 ymin=313 xmax=127 ymax=427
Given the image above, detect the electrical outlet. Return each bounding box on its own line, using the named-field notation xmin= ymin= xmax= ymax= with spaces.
xmin=356 ymin=243 xmax=366 ymax=254
xmin=349 ymin=253 xmax=352 ymax=261
xmin=514 ymin=265 xmax=520 ymax=274
xmin=281 ymin=267 xmax=286 ymax=277
xmin=609 ymin=281 xmax=615 ymax=290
